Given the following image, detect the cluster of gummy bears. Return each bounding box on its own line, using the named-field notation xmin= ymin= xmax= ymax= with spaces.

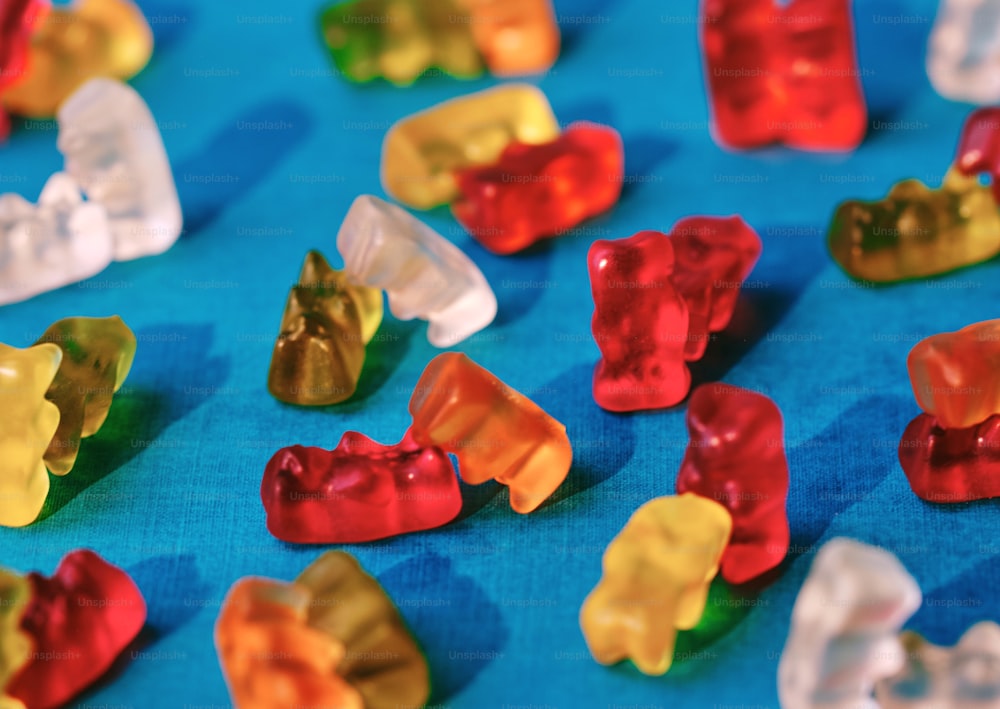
xmin=0 ymin=0 xmax=152 ymax=139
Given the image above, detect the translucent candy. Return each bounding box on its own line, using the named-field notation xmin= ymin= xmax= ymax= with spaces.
xmin=927 ymin=0 xmax=1000 ymax=104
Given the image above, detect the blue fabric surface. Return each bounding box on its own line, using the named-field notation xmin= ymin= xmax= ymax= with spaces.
xmin=1 ymin=0 xmax=997 ymax=706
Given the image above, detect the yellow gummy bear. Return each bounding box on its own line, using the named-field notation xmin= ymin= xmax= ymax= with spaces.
xmin=0 ymin=343 xmax=61 ymax=528
xmin=380 ymin=83 xmax=561 ymax=209
xmin=2 ymin=0 xmax=153 ymax=117
xmin=0 ymin=569 xmax=31 ymax=709
xmin=579 ymin=493 xmax=733 ymax=675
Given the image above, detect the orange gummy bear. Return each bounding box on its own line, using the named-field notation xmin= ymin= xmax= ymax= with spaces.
xmin=407 ymin=352 xmax=572 ymax=513
xmin=907 ymin=319 xmax=1000 ymax=429
xmin=457 ymin=0 xmax=560 ymax=75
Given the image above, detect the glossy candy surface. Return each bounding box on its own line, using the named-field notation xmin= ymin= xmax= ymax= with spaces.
xmin=268 ymin=251 xmax=383 ymax=406
xmin=457 ymin=0 xmax=559 ymax=75
xmin=956 ymin=106 xmax=1000 ymax=202
xmin=261 ymin=430 xmax=461 ymax=543
xmin=827 ymin=168 xmax=1000 ymax=283
xmin=0 ymin=172 xmax=112 ymax=306
xmin=588 ymin=230 xmax=691 ymax=411
xmin=36 ymin=315 xmax=136 ymax=476
xmin=899 ymin=413 xmax=1000 ymax=503
xmin=57 ymin=78 xmax=182 ymax=261
xmin=907 ymin=319 xmax=1000 ymax=430
xmin=670 ymin=216 xmax=762 ymax=360
xmin=927 ymin=0 xmax=1000 ymax=104
xmin=675 ymin=383 xmax=789 ymax=584
xmin=579 ymin=493 xmax=732 ymax=675
xmin=876 ymin=622 xmax=1000 ymax=707
xmin=337 ymin=195 xmax=496 ymax=347
xmin=381 ymin=84 xmax=560 ymax=208
xmin=6 ymin=550 xmax=146 ymax=709
xmin=701 ymin=0 xmax=867 ymax=151
xmin=408 ymin=352 xmax=571 ymax=513
xmin=452 ymin=122 xmax=624 ymax=254
xmin=2 ymin=0 xmax=152 ymax=118
xmin=319 ymin=0 xmax=483 ymax=85
xmin=777 ymin=538 xmax=922 ymax=709
xmin=0 ymin=342 xmax=61 ymax=528
xmin=216 ymin=551 xmax=429 ymax=709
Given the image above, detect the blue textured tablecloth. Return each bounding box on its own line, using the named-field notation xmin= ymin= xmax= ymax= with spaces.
xmin=1 ymin=0 xmax=996 ymax=706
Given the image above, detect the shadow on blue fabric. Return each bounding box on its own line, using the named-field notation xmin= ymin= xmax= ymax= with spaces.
xmin=176 ymin=100 xmax=314 ymax=234
xmin=380 ymin=552 xmax=509 ymax=704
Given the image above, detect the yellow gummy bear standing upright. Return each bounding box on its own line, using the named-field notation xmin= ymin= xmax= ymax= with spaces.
xmin=579 ymin=493 xmax=733 ymax=675
xmin=1 ymin=0 xmax=153 ymax=117
xmin=380 ymin=84 xmax=561 ymax=209
xmin=0 ymin=343 xmax=62 ymax=527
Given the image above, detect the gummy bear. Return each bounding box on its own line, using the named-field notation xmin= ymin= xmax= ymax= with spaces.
xmin=381 ymin=84 xmax=561 ymax=209
xmin=337 ymin=195 xmax=497 ymax=348
xmin=1 ymin=0 xmax=152 ymax=118
xmin=670 ymin=216 xmax=762 ymax=360
xmin=777 ymin=538 xmax=922 ymax=709
xmin=216 ymin=551 xmax=429 ymax=709
xmin=261 ymin=429 xmax=462 ymax=543
xmin=876 ymin=622 xmax=1000 ymax=707
xmin=899 ymin=413 xmax=1000 ymax=503
xmin=588 ymin=230 xmax=691 ymax=412
xmin=0 ymin=172 xmax=113 ymax=306
xmin=927 ymin=0 xmax=1000 ymax=104
xmin=0 ymin=0 xmax=41 ymax=139
xmin=579 ymin=493 xmax=732 ymax=675
xmin=956 ymin=106 xmax=1000 ymax=203
xmin=35 ymin=315 xmax=136 ymax=476
xmin=907 ymin=319 xmax=1000 ymax=430
xmin=0 ymin=570 xmax=31 ymax=704
xmin=268 ymin=250 xmax=383 ymax=406
xmin=456 ymin=0 xmax=560 ymax=75
xmin=700 ymin=0 xmax=867 ymax=151
xmin=4 ymin=549 xmax=147 ymax=709
xmin=0 ymin=342 xmax=61 ymax=528
xmin=319 ymin=0 xmax=483 ymax=86
xmin=827 ymin=167 xmax=1000 ymax=283
xmin=57 ymin=78 xmax=182 ymax=261
xmin=407 ymin=352 xmax=572 ymax=513
xmin=675 ymin=383 xmax=790 ymax=585
xmin=452 ymin=122 xmax=624 ymax=255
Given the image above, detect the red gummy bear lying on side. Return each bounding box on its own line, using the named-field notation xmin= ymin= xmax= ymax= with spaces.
xmin=261 ymin=430 xmax=463 ymax=544
xmin=7 ymin=549 xmax=147 ymax=709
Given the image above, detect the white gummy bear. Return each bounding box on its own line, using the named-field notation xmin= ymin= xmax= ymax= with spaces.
xmin=876 ymin=621 xmax=1000 ymax=708
xmin=927 ymin=0 xmax=1000 ymax=104
xmin=336 ymin=195 xmax=497 ymax=348
xmin=0 ymin=172 xmax=113 ymax=305
xmin=57 ymin=77 xmax=182 ymax=260
xmin=778 ymin=538 xmax=923 ymax=709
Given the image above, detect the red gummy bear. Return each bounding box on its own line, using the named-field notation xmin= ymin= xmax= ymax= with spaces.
xmin=7 ymin=549 xmax=146 ymax=709
xmin=955 ymin=107 xmax=1000 ymax=203
xmin=588 ymin=230 xmax=691 ymax=412
xmin=0 ymin=0 xmax=41 ymax=140
xmin=670 ymin=216 xmax=762 ymax=360
xmin=261 ymin=430 xmax=462 ymax=543
xmin=899 ymin=414 xmax=1000 ymax=504
xmin=675 ymin=383 xmax=789 ymax=584
xmin=452 ymin=122 xmax=624 ymax=255
xmin=700 ymin=0 xmax=867 ymax=151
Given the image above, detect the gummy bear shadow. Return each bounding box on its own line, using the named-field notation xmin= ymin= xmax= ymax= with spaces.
xmin=558 ymin=0 xmax=623 ymax=55
xmin=854 ymin=0 xmax=931 ymax=126
xmin=80 ymin=555 xmax=212 ymax=696
xmin=176 ymin=99 xmax=313 ymax=234
xmin=689 ymin=221 xmax=826 ymax=388
xmin=535 ymin=362 xmax=637 ymax=510
xmin=38 ymin=323 xmax=231 ymax=521
xmin=908 ymin=550 xmax=1000 ymax=645
xmin=462 ymin=237 xmax=555 ymax=327
xmin=343 ymin=319 xmax=422 ymax=405
xmin=784 ymin=395 xmax=907 ymax=560
xmin=136 ymin=1 xmax=195 ymax=51
xmin=378 ymin=552 xmax=509 ymax=704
